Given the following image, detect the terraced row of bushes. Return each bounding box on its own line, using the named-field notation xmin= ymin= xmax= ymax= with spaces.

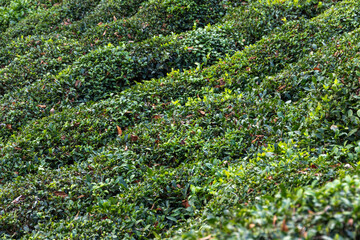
xmin=0 ymin=0 xmax=231 ymax=56
xmin=0 ymin=0 xmax=333 ymax=90
xmin=0 ymin=0 xmax=229 ymax=96
xmin=175 ymin=25 xmax=360 ymax=239
xmin=2 ymin=0 xmax=360 ymax=238
xmin=0 ymin=0 xmax=339 ymax=141
xmin=0 ymin=0 xmax=60 ymax=32
xmin=178 ymin=175 xmax=360 ymax=239
xmin=0 ymin=0 xmax=237 ymax=95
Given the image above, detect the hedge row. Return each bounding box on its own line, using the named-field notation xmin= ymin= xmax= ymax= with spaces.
xmin=0 ymin=20 xmax=236 ymax=98
xmin=176 ymin=175 xmax=360 ymax=239
xmin=0 ymin=0 xmax=340 ymax=140
xmin=0 ymin=0 xmax=236 ymax=96
xmin=2 ymin=0 xmax=357 ymax=171
xmin=0 ymin=0 xmax=336 ymax=72
xmin=0 ymin=36 xmax=92 ymax=93
xmin=0 ymin=0 xmax=102 ymax=41
xmin=0 ymin=0 xmax=61 ymax=32
xmin=172 ymin=26 xmax=360 ymax=239
xmin=2 ymin=1 xmax=360 ymax=238
xmin=0 ymin=0 xmax=144 ymax=67
xmin=0 ymin=0 xmax=232 ymax=52
xmin=1 ymin=24 xmax=360 ymax=240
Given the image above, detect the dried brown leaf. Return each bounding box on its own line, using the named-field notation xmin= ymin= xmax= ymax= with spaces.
xmin=75 ymin=80 xmax=81 ymax=87
xmin=281 ymin=218 xmax=288 ymax=232
xmin=53 ymin=191 xmax=68 ymax=198
xmin=199 ymin=235 xmax=213 ymax=240
xmin=116 ymin=126 xmax=122 ymax=136
xmin=12 ymin=195 xmax=25 ymax=204
xmin=273 ymin=215 xmax=277 ymax=227
xmin=131 ymin=135 xmax=138 ymax=142
xmin=182 ymin=199 xmax=190 ymax=208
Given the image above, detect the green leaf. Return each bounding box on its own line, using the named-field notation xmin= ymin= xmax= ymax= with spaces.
xmin=166 ymin=216 xmax=177 ymax=222
xmin=348 ymin=129 xmax=358 ymax=137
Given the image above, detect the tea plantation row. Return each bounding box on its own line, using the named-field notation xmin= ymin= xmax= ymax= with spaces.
xmin=1 ymin=0 xmax=360 ymax=239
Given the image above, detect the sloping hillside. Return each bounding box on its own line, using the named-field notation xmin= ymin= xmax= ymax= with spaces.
xmin=0 ymin=0 xmax=360 ymax=239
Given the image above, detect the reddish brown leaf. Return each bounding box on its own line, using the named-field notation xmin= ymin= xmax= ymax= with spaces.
xmin=199 ymin=235 xmax=213 ymax=240
xmin=53 ymin=191 xmax=68 ymax=198
xmin=310 ymin=164 xmax=317 ymax=169
xmin=116 ymin=126 xmax=122 ymax=136
xmin=131 ymin=135 xmax=139 ymax=142
xmin=153 ymin=115 xmax=161 ymax=119
xmin=313 ymin=67 xmax=321 ymax=71
xmin=6 ymin=124 xmax=12 ymax=130
xmin=199 ymin=110 xmax=206 ymax=116
xmin=348 ymin=218 xmax=354 ymax=226
xmin=273 ymin=215 xmax=277 ymax=227
xmin=182 ymin=199 xmax=190 ymax=208
xmin=75 ymin=80 xmax=81 ymax=87
xmin=249 ymin=223 xmax=255 ymax=229
xmin=37 ymin=104 xmax=46 ymax=108
xmin=77 ymin=195 xmax=85 ymax=199
xmin=277 ymin=85 xmax=287 ymax=91
xmin=281 ymin=218 xmax=289 ymax=232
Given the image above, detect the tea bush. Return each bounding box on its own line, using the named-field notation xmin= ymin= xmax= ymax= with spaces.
xmin=0 ymin=0 xmax=60 ymax=32
xmin=0 ymin=0 xmax=339 ymax=140
xmin=1 ymin=0 xmax=360 ymax=239
xmin=177 ymin=175 xmax=360 ymax=239
xmin=0 ymin=0 xmax=236 ymax=95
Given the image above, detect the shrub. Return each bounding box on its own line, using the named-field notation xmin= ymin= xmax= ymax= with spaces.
xmin=1 ymin=0 xmax=360 ymax=239
xmin=0 ymin=0 xmax=341 ymax=140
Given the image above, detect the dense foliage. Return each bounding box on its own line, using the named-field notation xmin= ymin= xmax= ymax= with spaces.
xmin=0 ymin=0 xmax=360 ymax=239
